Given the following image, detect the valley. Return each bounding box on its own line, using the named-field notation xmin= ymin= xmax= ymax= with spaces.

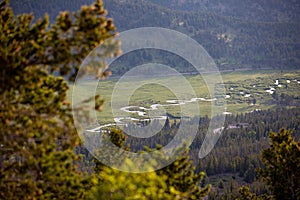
xmin=71 ymin=70 xmax=300 ymax=129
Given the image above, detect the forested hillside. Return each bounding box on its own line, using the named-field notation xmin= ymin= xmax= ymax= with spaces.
xmin=10 ymin=0 xmax=300 ymax=72
xmin=77 ymin=107 xmax=300 ymax=199
xmin=148 ymin=0 xmax=300 ymax=22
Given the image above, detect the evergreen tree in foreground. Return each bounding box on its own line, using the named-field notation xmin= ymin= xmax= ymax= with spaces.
xmin=0 ymin=0 xmax=118 ymax=198
xmin=92 ymin=129 xmax=211 ymax=199
xmin=259 ymin=129 xmax=300 ymax=200
xmin=235 ymin=129 xmax=300 ymax=200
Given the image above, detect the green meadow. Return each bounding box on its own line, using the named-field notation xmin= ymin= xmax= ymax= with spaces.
xmin=69 ymin=70 xmax=300 ymax=124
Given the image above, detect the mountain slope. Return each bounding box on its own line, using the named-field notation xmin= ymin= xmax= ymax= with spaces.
xmin=103 ymin=0 xmax=300 ymax=71
xmin=10 ymin=0 xmax=300 ymax=72
xmin=147 ymin=0 xmax=300 ymax=22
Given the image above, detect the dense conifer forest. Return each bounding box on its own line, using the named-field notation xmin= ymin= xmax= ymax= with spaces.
xmin=10 ymin=0 xmax=300 ymax=71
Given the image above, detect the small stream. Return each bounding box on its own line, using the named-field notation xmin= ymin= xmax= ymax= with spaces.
xmin=87 ymin=97 xmax=219 ymax=132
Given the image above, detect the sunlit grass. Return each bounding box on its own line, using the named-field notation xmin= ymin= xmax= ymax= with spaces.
xmin=68 ymin=70 xmax=300 ymax=123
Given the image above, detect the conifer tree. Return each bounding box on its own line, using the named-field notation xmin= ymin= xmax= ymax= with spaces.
xmin=259 ymin=129 xmax=300 ymax=200
xmin=0 ymin=0 xmax=118 ymax=198
xmin=92 ymin=129 xmax=211 ymax=199
xmin=155 ymin=151 xmax=211 ymax=199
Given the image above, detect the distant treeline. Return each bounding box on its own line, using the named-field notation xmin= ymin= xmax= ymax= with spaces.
xmin=77 ymin=107 xmax=300 ymax=192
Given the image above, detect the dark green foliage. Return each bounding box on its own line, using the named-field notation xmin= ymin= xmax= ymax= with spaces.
xmin=9 ymin=0 xmax=300 ymax=72
xmin=93 ymin=129 xmax=129 ymax=174
xmin=209 ymin=128 xmax=300 ymax=199
xmin=103 ymin=0 xmax=300 ymax=71
xmin=157 ymin=152 xmax=211 ymax=199
xmin=90 ymin=128 xmax=211 ymax=199
xmin=237 ymin=186 xmax=273 ymax=200
xmin=259 ymin=129 xmax=300 ymax=200
xmin=123 ymin=107 xmax=299 ymax=178
xmin=0 ymin=0 xmax=117 ymax=198
xmin=114 ymin=107 xmax=299 ymax=199
xmin=148 ymin=0 xmax=300 ymax=22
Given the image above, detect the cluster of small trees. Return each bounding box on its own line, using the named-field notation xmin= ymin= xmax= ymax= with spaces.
xmin=208 ymin=129 xmax=300 ymax=200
